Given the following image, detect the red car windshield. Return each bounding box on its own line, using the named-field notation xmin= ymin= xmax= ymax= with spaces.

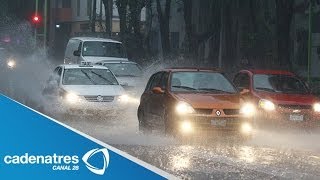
xmin=253 ymin=74 xmax=309 ymax=94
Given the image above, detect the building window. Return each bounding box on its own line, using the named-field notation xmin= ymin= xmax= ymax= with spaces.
xmin=62 ymin=0 xmax=71 ymax=8
xmin=87 ymin=0 xmax=92 ymax=17
xmin=77 ymin=0 xmax=81 ymax=16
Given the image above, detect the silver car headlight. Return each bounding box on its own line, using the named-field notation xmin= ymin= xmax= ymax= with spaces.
xmin=313 ymin=103 xmax=320 ymax=112
xmin=175 ymin=101 xmax=195 ymax=115
xmin=259 ymin=99 xmax=275 ymax=111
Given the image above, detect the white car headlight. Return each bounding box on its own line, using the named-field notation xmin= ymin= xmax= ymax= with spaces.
xmin=176 ymin=101 xmax=195 ymax=115
xmin=240 ymin=103 xmax=256 ymax=117
xmin=313 ymin=103 xmax=320 ymax=112
xmin=65 ymin=92 xmax=80 ymax=104
xmin=118 ymin=94 xmax=130 ymax=103
xmin=259 ymin=99 xmax=275 ymax=111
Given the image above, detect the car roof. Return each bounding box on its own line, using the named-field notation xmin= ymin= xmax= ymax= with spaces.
xmin=60 ymin=64 xmax=109 ymax=69
xmin=70 ymin=37 xmax=121 ymax=43
xmin=245 ymin=69 xmax=295 ymax=76
xmin=99 ymin=60 xmax=137 ymax=64
xmin=163 ymin=67 xmax=222 ymax=72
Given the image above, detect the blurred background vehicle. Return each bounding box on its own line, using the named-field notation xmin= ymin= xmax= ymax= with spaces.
xmin=64 ymin=37 xmax=128 ymax=64
xmin=96 ymin=60 xmax=145 ymax=96
xmin=233 ymin=69 xmax=320 ymax=131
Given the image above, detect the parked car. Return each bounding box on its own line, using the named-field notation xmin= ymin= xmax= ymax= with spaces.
xmin=233 ymin=69 xmax=320 ymax=130
xmin=137 ymin=68 xmax=255 ymax=137
xmin=64 ymin=37 xmax=128 ymax=64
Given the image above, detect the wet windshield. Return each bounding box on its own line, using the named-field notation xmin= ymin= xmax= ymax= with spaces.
xmin=82 ymin=41 xmax=127 ymax=58
xmin=104 ymin=63 xmax=142 ymax=77
xmin=253 ymin=74 xmax=308 ymax=94
xmin=171 ymin=72 xmax=237 ymax=94
xmin=62 ymin=68 xmax=118 ymax=85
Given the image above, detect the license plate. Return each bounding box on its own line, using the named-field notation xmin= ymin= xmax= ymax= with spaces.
xmin=289 ymin=114 xmax=304 ymax=121
xmin=211 ymin=119 xmax=227 ymax=126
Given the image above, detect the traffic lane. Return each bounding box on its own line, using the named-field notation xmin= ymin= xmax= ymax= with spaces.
xmin=50 ymin=110 xmax=320 ymax=179
xmin=114 ymin=144 xmax=320 ymax=179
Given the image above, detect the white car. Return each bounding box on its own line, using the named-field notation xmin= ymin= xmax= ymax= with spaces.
xmin=64 ymin=37 xmax=128 ymax=64
xmin=43 ymin=62 xmax=129 ymax=116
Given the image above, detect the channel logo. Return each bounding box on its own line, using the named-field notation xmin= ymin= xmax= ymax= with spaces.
xmin=82 ymin=148 xmax=110 ymax=175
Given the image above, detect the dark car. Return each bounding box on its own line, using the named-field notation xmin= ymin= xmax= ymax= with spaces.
xmin=137 ymin=68 xmax=255 ymax=137
xmin=233 ymin=70 xmax=320 ymax=130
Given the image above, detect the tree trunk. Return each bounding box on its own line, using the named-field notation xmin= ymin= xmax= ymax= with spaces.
xmin=156 ymin=0 xmax=171 ymax=57
xmin=182 ymin=0 xmax=193 ymax=55
xmin=91 ymin=0 xmax=97 ymax=32
xmin=275 ymin=0 xmax=294 ymax=70
xmin=116 ymin=0 xmax=128 ymax=41
xmin=102 ymin=0 xmax=113 ymax=37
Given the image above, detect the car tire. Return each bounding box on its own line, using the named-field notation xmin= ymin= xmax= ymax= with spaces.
xmin=138 ymin=110 xmax=151 ymax=134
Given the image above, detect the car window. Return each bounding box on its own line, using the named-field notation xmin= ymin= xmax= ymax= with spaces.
xmin=253 ymin=74 xmax=308 ymax=94
xmin=170 ymin=72 xmax=237 ymax=93
xmin=159 ymin=72 xmax=169 ymax=89
xmin=149 ymin=72 xmax=163 ymax=90
xmin=62 ymin=68 xmax=118 ymax=85
xmin=145 ymin=74 xmax=156 ymax=92
xmin=82 ymin=41 xmax=127 ymax=58
xmin=103 ymin=63 xmax=142 ymax=77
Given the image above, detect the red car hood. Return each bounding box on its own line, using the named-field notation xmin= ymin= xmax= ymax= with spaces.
xmin=256 ymin=92 xmax=318 ymax=105
xmin=173 ymin=93 xmax=240 ymax=109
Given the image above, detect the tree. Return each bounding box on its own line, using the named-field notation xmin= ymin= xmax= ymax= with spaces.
xmin=275 ymin=0 xmax=294 ymax=70
xmin=156 ymin=0 xmax=171 ymax=57
xmin=102 ymin=0 xmax=113 ymax=37
xmin=91 ymin=0 xmax=97 ymax=32
xmin=115 ymin=0 xmax=129 ymax=41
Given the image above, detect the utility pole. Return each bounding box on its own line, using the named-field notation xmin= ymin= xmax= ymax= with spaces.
xmin=44 ymin=0 xmax=48 ymax=50
xmin=307 ymin=0 xmax=314 ymax=83
xmin=35 ymin=0 xmax=39 ymax=46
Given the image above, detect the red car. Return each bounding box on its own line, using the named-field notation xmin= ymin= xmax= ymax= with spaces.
xmin=233 ymin=70 xmax=320 ymax=130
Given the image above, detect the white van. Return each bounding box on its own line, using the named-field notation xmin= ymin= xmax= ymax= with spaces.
xmin=64 ymin=37 xmax=128 ymax=64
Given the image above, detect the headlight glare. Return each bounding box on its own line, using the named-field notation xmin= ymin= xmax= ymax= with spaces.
xmin=240 ymin=103 xmax=256 ymax=117
xmin=313 ymin=103 xmax=320 ymax=112
xmin=259 ymin=99 xmax=275 ymax=111
xmin=65 ymin=92 xmax=79 ymax=104
xmin=176 ymin=101 xmax=195 ymax=115
xmin=118 ymin=94 xmax=129 ymax=103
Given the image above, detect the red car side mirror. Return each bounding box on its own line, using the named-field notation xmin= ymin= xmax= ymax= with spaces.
xmin=240 ymin=88 xmax=250 ymax=95
xmin=152 ymin=87 xmax=165 ymax=94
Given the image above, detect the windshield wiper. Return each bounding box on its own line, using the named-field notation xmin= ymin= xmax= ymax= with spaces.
xmin=80 ymin=70 xmax=97 ymax=85
xmin=90 ymin=71 xmax=116 ymax=85
xmin=255 ymin=87 xmax=276 ymax=92
xmin=117 ymin=74 xmax=139 ymax=77
xmin=172 ymin=85 xmax=197 ymax=91
xmin=197 ymin=88 xmax=233 ymax=94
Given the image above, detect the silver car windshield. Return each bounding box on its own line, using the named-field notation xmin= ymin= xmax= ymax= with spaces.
xmin=103 ymin=63 xmax=142 ymax=77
